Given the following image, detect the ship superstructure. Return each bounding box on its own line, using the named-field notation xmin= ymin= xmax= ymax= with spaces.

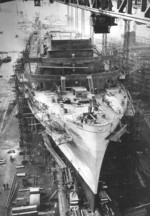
xmin=23 ymin=30 xmax=134 ymax=194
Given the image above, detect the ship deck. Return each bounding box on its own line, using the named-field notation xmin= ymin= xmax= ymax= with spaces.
xmin=32 ymin=85 xmax=127 ymax=126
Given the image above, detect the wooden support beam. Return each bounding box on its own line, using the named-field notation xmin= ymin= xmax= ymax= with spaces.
xmin=108 ymin=0 xmax=113 ymax=11
xmin=25 ymin=116 xmax=36 ymax=119
xmin=28 ymin=123 xmax=41 ymax=126
xmin=18 ymin=105 xmax=29 ymax=108
xmin=22 ymin=113 xmax=33 ymax=116
xmin=134 ymin=0 xmax=138 ymax=5
xmin=141 ymin=0 xmax=147 ymax=12
xmin=107 ymin=124 xmax=127 ymax=142
xmin=145 ymin=6 xmax=150 ymax=18
xmin=118 ymin=0 xmax=127 ymax=13
xmin=127 ymin=0 xmax=132 ymax=14
xmin=117 ymin=0 xmax=122 ymax=9
xmin=101 ymin=0 xmax=106 ymax=10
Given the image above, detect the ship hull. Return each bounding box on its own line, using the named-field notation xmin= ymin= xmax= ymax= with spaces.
xmin=28 ymin=99 xmax=121 ymax=194
xmin=22 ymin=30 xmax=131 ymax=196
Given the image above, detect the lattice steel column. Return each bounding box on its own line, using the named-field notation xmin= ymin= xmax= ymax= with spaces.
xmin=67 ymin=5 xmax=71 ymax=31
xmin=75 ymin=7 xmax=79 ymax=32
xmin=123 ymin=19 xmax=130 ymax=73
xmin=67 ymin=5 xmax=70 ymax=27
xmin=81 ymin=9 xmax=85 ymax=34
xmin=71 ymin=6 xmax=74 ymax=31
xmin=102 ymin=34 xmax=107 ymax=55
xmin=90 ymin=16 xmax=94 ymax=44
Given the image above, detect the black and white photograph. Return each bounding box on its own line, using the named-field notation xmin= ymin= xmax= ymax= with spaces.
xmin=0 ymin=0 xmax=150 ymax=215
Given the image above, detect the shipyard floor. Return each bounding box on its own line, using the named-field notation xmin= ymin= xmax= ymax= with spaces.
xmin=0 ymin=113 xmax=19 ymax=216
xmin=0 ymin=61 xmax=19 ymax=215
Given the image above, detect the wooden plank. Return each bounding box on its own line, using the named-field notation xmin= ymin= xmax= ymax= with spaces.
xmin=118 ymin=0 xmax=127 ymax=13
xmin=107 ymin=124 xmax=127 ymax=142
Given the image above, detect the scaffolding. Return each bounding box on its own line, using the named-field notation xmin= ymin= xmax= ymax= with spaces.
xmin=14 ymin=58 xmax=38 ymax=162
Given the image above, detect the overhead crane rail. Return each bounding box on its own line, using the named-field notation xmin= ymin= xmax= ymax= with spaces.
xmin=1 ymin=0 xmax=150 ymax=25
xmin=55 ymin=0 xmax=150 ymax=25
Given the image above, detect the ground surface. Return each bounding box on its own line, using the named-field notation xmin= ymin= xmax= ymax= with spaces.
xmin=0 ymin=104 xmax=20 ymax=216
xmin=0 ymin=107 xmax=55 ymax=215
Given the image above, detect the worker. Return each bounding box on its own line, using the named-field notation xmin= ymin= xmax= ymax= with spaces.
xmin=10 ymin=156 xmax=14 ymax=161
xmin=3 ymin=184 xmax=5 ymax=190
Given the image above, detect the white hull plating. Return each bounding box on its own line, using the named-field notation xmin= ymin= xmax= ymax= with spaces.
xmin=27 ymin=85 xmax=130 ymax=194
xmin=63 ymin=121 xmax=111 ymax=194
